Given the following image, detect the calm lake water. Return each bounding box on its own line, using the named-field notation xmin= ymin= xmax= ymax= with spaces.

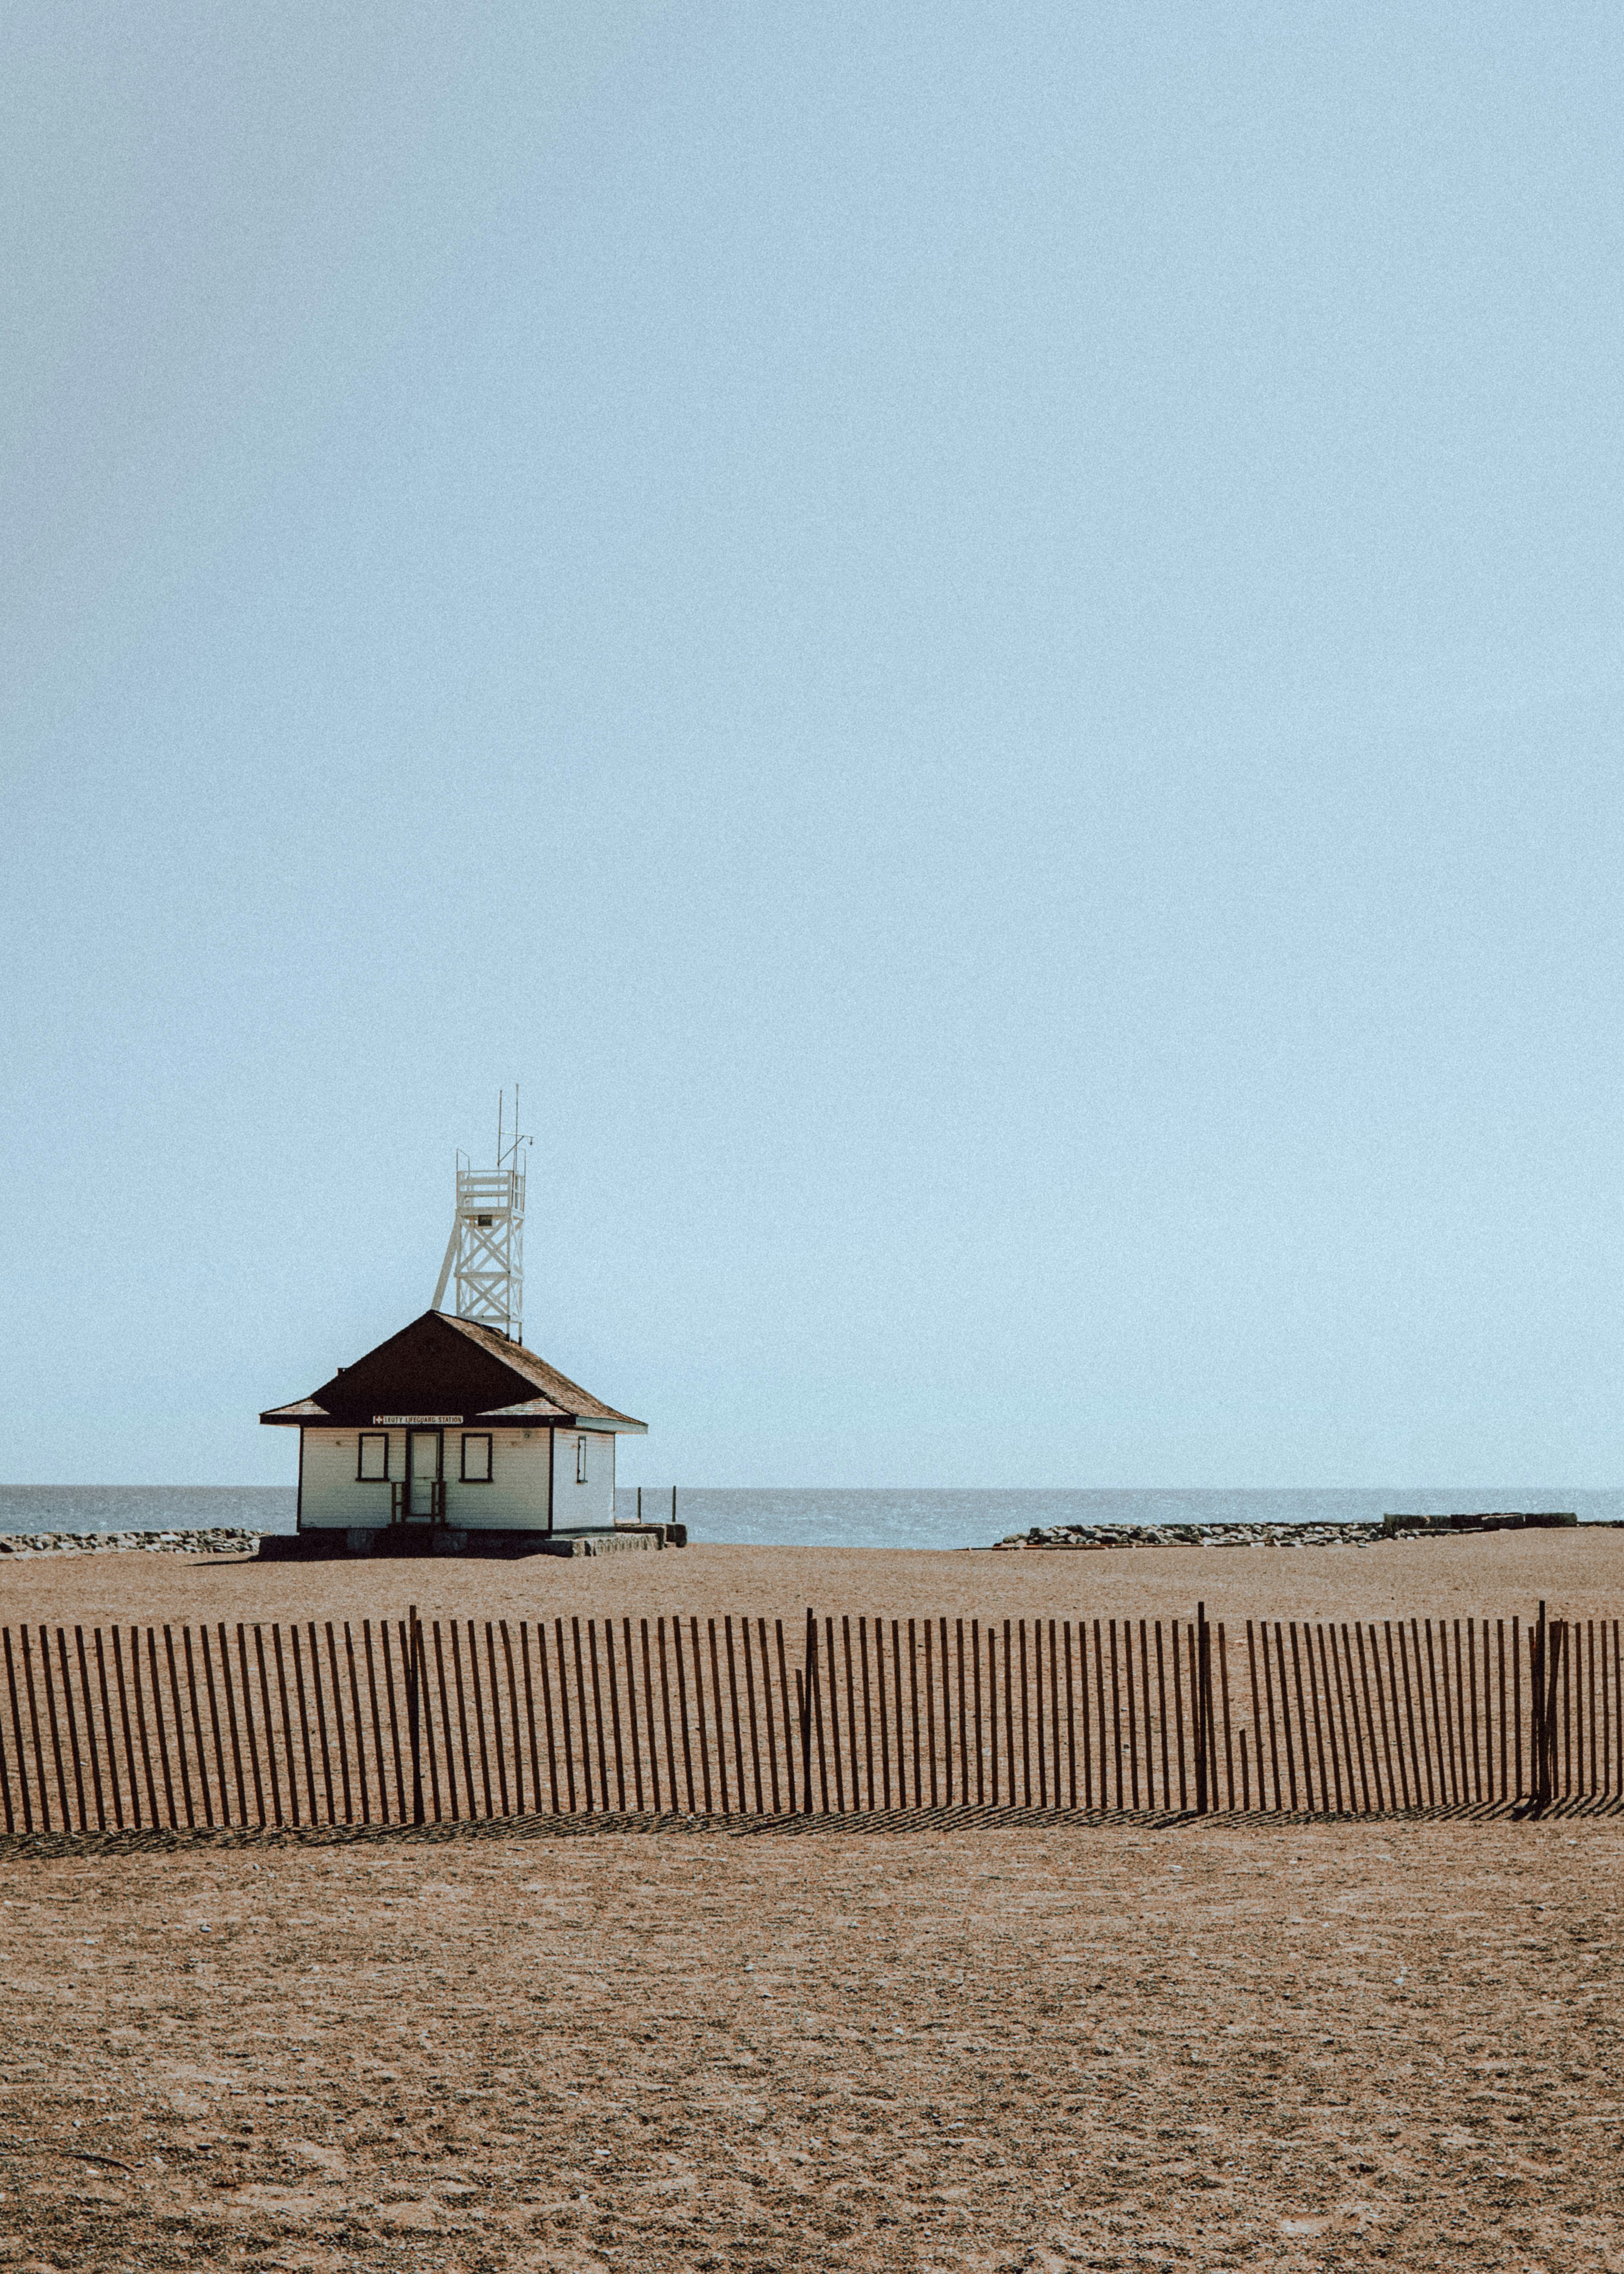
xmin=3 ymin=1483 xmax=1620 ymax=1551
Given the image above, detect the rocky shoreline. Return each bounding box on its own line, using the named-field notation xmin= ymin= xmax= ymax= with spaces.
xmin=987 ymin=1512 xmax=1587 ymax=1552
xmin=0 ymin=1528 xmax=260 ymax=1557
xmin=989 ymin=1520 xmax=1385 ymax=1551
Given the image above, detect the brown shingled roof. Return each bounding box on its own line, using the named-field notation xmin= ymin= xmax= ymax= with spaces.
xmin=436 ymin=1315 xmax=644 ymax=1427
xmin=260 ymin=1310 xmax=646 ymax=1432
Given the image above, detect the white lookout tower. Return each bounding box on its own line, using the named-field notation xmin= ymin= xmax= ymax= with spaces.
xmin=431 ymin=1090 xmax=531 ymax=1344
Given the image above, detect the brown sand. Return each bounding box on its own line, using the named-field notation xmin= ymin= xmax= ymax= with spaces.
xmin=2 ymin=1535 xmax=1620 ymax=2268
xmin=0 ymin=1527 xmax=1618 ymax=1632
xmin=0 ymin=1815 xmax=1619 ymax=2270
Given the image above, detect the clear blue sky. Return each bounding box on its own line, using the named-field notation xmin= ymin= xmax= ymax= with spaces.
xmin=3 ymin=4 xmax=1622 ymax=1490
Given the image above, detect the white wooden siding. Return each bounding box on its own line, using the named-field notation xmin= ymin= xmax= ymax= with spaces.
xmin=551 ymin=1423 xmax=616 ymax=1530
xmin=300 ymin=1427 xmax=557 ymax=1531
xmin=301 ymin=1431 xmax=395 ymax=1530
xmin=448 ymin=1427 xmax=553 ymax=1529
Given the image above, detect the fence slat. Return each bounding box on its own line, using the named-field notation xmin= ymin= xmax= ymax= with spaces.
xmin=1372 ymin=1623 xmax=1397 ymax=1813
xmin=650 ymin=1619 xmax=669 ymax=1810
xmin=1451 ymin=1619 xmax=1470 ymax=1805
xmin=219 ymin=1623 xmax=249 ymax=1828
xmin=854 ymin=1618 xmax=872 ymax=1811
xmin=1106 ymin=1622 xmax=1122 ymax=1810
xmin=1394 ymin=1623 xmax=1420 ymax=1811
xmin=147 ymin=1628 xmax=180 ymax=1828
xmin=1256 ymin=1625 xmax=1279 ymax=1810
xmin=369 ymin=1623 xmax=395 ymax=1823
xmin=251 ymin=1626 xmax=280 ymax=1827
xmin=668 ymin=1618 xmax=692 ymax=1813
xmin=318 ymin=1621 xmax=345 ymax=1824
xmin=693 ymin=1615 xmax=717 ymax=1815
xmin=1269 ymin=1625 xmax=1295 ymax=1812
xmin=469 ymin=1621 xmax=493 ymax=1818
xmin=559 ymin=1618 xmax=583 ymax=1813
xmin=723 ymin=1619 xmax=741 ymax=1810
xmin=0 ymin=1635 xmax=15 ymax=1835
xmin=1333 ymin=1627 xmax=1363 ymax=1813
xmin=540 ymin=1618 xmax=563 ymax=1813
xmin=486 ymin=1624 xmax=510 ymax=1817
xmin=845 ymin=1618 xmax=863 ymax=1812
xmin=985 ymin=1619 xmax=999 ymax=1808
xmin=894 ymin=1619 xmax=910 ymax=1808
xmin=499 ymin=1620 xmax=523 ymax=1817
xmin=813 ymin=1612 xmax=831 ymax=1813
xmin=740 ymin=1618 xmax=762 ymax=1813
xmin=340 ymin=1623 xmax=367 ymax=1825
xmin=7 ymin=1632 xmax=34 ymax=1831
xmin=621 ymin=1618 xmax=643 ymax=1813
xmin=1354 ymin=1624 xmax=1385 ymax=1811
xmin=1289 ymin=1625 xmax=1314 ymax=1813
xmin=75 ymin=1630 xmax=107 ymax=1832
xmin=289 ymin=1627 xmax=319 ymax=1825
xmin=56 ymin=1630 xmax=87 ymax=1831
xmin=767 ymin=1613 xmax=788 ymax=1813
xmin=924 ymin=1618 xmax=938 ymax=1810
xmin=709 ymin=1620 xmax=731 ymax=1815
xmin=1121 ymin=1620 xmax=1136 ymax=1812
xmin=1023 ymin=1618 xmax=1037 ymax=1810
xmin=616 ymin=1617 xmax=638 ymax=1813
xmin=196 ymin=1629 xmax=226 ymax=1828
xmin=562 ymin=1622 xmax=583 ymax=1817
xmin=1422 ymin=1620 xmax=1447 ymax=1807
xmin=590 ymin=1621 xmax=610 ymax=1815
xmin=93 ymin=1629 xmax=121 ymax=1831
xmin=180 ymin=1629 xmax=211 ymax=1829
xmin=637 ymin=1616 xmax=661 ymax=1813
xmin=523 ymin=1622 xmax=546 ymax=1813
xmin=769 ymin=1618 xmax=792 ymax=1815
xmin=39 ymin=1628 xmax=70 ymax=1828
xmin=907 ymin=1619 xmax=921 ymax=1812
xmin=1313 ymin=1627 xmax=1343 ymax=1814
xmin=1401 ymin=1619 xmax=1419 ymax=1810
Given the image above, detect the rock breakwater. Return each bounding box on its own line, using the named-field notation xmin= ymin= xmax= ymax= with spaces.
xmin=0 ymin=1529 xmax=260 ymax=1558
xmin=987 ymin=1511 xmax=1586 ymax=1552
xmin=989 ymin=1520 xmax=1387 ymax=1552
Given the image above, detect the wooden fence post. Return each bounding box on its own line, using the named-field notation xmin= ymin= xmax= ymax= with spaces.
xmin=1532 ymin=1601 xmax=1547 ymax=1810
xmin=408 ymin=1604 xmax=424 ymax=1825
xmin=1195 ymin=1604 xmax=1210 ymax=1815
xmin=801 ymin=1609 xmax=816 ymax=1813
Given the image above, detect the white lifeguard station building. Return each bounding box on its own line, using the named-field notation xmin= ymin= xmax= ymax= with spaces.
xmin=260 ymin=1113 xmax=651 ymax=1556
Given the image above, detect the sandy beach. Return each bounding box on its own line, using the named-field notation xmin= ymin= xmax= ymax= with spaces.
xmin=1 ymin=1535 xmax=1619 ymax=2267
xmin=0 ymin=1528 xmax=1618 ymax=1633
xmin=0 ymin=1811 xmax=1616 ymax=2269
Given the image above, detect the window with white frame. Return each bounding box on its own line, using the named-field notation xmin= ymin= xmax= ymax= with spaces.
xmin=576 ymin=1435 xmax=587 ymax=1484
xmin=358 ymin=1432 xmax=389 ymax=1482
xmin=461 ymin=1432 xmax=492 ymax=1484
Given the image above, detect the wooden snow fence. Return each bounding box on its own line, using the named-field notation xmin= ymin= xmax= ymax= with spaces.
xmin=0 ymin=1603 xmax=1607 ymax=1835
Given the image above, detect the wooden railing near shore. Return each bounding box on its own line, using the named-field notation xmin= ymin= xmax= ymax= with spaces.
xmin=0 ymin=1604 xmax=1610 ymax=1835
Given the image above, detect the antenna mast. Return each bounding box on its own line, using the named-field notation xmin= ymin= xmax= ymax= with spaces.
xmin=431 ymin=1086 xmax=532 ymax=1342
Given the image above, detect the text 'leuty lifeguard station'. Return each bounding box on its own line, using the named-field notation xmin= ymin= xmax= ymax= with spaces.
xmin=260 ymin=1121 xmax=669 ymax=1558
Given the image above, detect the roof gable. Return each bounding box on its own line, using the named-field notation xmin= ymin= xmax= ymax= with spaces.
xmin=260 ymin=1312 xmax=645 ymax=1431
